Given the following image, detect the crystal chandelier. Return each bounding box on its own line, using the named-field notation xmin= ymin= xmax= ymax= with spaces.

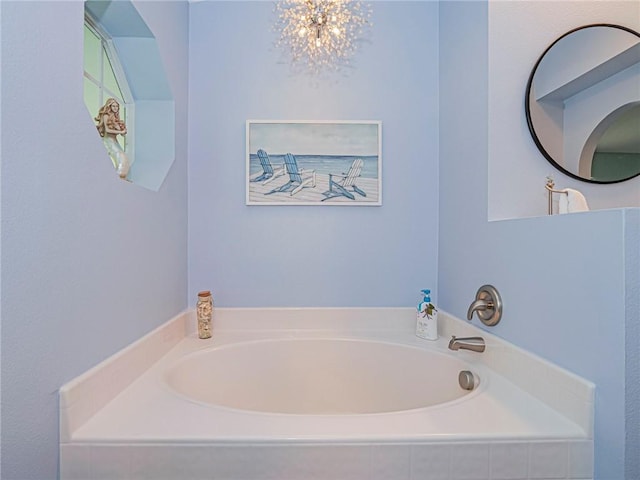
xmin=275 ymin=0 xmax=372 ymax=74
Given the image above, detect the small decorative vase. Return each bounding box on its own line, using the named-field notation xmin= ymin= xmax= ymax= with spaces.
xmin=196 ymin=291 xmax=213 ymax=339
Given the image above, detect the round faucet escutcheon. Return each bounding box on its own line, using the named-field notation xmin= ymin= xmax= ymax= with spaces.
xmin=467 ymin=284 xmax=503 ymax=326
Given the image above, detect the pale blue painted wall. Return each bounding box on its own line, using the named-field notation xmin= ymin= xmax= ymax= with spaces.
xmin=487 ymin=1 xmax=640 ymax=219
xmin=1 ymin=1 xmax=638 ymax=480
xmin=625 ymin=207 xmax=640 ymax=480
xmin=439 ymin=2 xmax=638 ymax=478
xmin=0 ymin=2 xmax=189 ymax=479
xmin=187 ymin=1 xmax=440 ymax=307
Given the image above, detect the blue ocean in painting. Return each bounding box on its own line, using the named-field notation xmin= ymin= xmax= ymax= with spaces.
xmin=249 ymin=154 xmax=379 ymax=179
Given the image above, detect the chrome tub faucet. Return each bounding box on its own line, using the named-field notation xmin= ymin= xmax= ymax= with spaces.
xmin=448 ymin=335 xmax=486 ymax=353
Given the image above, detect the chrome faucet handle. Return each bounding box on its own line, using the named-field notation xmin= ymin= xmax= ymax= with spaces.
xmin=466 ymin=299 xmax=493 ymax=319
xmin=467 ymin=284 xmax=502 ymax=326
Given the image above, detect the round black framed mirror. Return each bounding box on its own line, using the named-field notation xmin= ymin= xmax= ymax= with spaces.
xmin=525 ymin=24 xmax=640 ymax=184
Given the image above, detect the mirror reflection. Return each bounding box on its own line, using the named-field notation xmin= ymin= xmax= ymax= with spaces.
xmin=526 ymin=24 xmax=640 ymax=183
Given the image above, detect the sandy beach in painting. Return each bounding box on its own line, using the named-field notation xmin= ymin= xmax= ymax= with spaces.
xmin=248 ymin=171 xmax=380 ymax=205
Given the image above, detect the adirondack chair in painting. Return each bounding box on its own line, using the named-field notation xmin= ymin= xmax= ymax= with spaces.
xmin=250 ymin=149 xmax=286 ymax=184
xmin=265 ymin=153 xmax=316 ymax=196
xmin=321 ymin=158 xmax=367 ymax=201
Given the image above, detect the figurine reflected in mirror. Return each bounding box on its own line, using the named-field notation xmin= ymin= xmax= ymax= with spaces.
xmin=95 ymin=98 xmax=131 ymax=180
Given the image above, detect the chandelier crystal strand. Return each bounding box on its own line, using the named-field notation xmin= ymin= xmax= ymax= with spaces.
xmin=275 ymin=0 xmax=372 ymax=74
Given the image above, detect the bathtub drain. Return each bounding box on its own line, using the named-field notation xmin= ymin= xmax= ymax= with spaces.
xmin=458 ymin=370 xmax=476 ymax=390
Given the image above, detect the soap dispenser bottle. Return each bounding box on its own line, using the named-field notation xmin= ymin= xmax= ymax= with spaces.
xmin=416 ymin=289 xmax=438 ymax=340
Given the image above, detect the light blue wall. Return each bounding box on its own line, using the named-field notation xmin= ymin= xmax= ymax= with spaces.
xmin=439 ymin=2 xmax=638 ymax=479
xmin=487 ymin=1 xmax=640 ymax=219
xmin=188 ymin=1 xmax=440 ymax=307
xmin=625 ymin=207 xmax=640 ymax=480
xmin=2 ymin=2 xmax=638 ymax=480
xmin=0 ymin=2 xmax=189 ymax=479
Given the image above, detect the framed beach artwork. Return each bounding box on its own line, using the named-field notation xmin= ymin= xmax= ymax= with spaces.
xmin=246 ymin=120 xmax=382 ymax=206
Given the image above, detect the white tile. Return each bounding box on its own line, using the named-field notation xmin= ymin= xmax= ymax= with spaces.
xmin=284 ymin=445 xmax=372 ymax=480
xmin=182 ymin=444 xmax=373 ymax=480
xmin=529 ymin=441 xmax=568 ymax=479
xmin=371 ymin=445 xmax=411 ymax=480
xmin=241 ymin=446 xmax=305 ymax=480
xmin=411 ymin=444 xmax=451 ymax=480
xmin=129 ymin=445 xmax=216 ymax=480
xmin=450 ymin=443 xmax=490 ymax=480
xmin=90 ymin=445 xmax=131 ymax=480
xmin=568 ymin=440 xmax=593 ymax=479
xmin=182 ymin=445 xmax=259 ymax=479
xmin=489 ymin=442 xmax=528 ymax=479
xmin=59 ymin=444 xmax=90 ymax=480
xmin=209 ymin=445 xmax=301 ymax=480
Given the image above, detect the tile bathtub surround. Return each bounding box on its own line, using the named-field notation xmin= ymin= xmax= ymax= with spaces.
xmin=439 ymin=312 xmax=595 ymax=436
xmin=60 ymin=308 xmax=594 ymax=441
xmin=60 ymin=440 xmax=593 ymax=480
xmin=60 ymin=307 xmax=595 ymax=479
xmin=59 ymin=310 xmax=189 ymax=442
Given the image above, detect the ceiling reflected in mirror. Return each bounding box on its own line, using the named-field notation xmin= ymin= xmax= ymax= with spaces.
xmin=525 ymin=24 xmax=640 ymax=184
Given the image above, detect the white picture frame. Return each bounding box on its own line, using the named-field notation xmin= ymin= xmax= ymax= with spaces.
xmin=246 ymin=120 xmax=382 ymax=206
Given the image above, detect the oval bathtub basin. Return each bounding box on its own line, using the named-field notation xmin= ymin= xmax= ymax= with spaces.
xmin=164 ymin=338 xmax=477 ymax=415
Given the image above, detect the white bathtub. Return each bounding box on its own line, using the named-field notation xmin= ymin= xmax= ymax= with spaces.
xmin=60 ymin=308 xmax=595 ymax=480
xmin=164 ymin=338 xmax=478 ymax=415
